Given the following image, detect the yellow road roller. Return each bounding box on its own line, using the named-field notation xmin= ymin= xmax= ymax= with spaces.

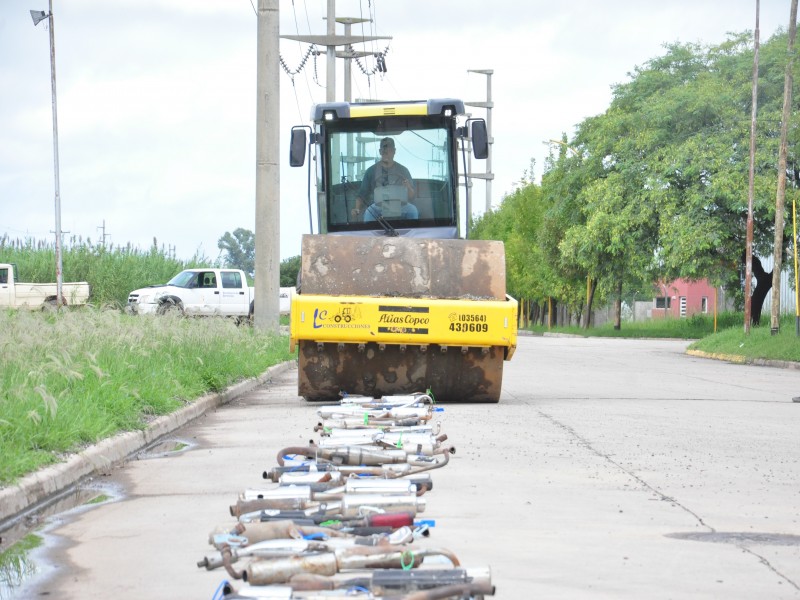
xmin=289 ymin=99 xmax=517 ymax=402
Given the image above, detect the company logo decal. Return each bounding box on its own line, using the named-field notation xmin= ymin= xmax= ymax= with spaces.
xmin=312 ymin=307 xmax=369 ymax=330
xmin=377 ymin=305 xmax=430 ymax=334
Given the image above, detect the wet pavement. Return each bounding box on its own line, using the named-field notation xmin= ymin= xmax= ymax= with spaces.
xmin=2 ymin=336 xmax=800 ymax=599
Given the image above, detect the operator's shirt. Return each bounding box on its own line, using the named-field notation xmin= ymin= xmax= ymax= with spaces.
xmin=358 ymin=161 xmax=413 ymax=204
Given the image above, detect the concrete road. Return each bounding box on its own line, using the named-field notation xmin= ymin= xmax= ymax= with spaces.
xmin=12 ymin=335 xmax=800 ymax=599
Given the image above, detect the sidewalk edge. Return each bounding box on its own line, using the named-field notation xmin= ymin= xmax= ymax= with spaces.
xmin=686 ymin=349 xmax=800 ymax=370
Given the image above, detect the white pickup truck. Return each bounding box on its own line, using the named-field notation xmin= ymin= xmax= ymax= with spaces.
xmin=126 ymin=268 xmax=255 ymax=319
xmin=0 ymin=263 xmax=91 ymax=309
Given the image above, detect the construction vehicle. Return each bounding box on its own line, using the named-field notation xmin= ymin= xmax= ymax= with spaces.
xmin=289 ymin=99 xmax=517 ymax=402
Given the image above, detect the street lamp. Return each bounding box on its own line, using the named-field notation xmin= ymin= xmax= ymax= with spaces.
xmin=542 ymin=139 xmax=579 ymax=157
xmin=31 ymin=2 xmax=63 ymax=306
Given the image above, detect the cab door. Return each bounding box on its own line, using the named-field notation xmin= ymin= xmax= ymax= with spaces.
xmin=219 ymin=271 xmax=248 ymax=316
xmin=182 ymin=271 xmax=221 ymax=315
xmin=0 ymin=267 xmax=11 ymax=306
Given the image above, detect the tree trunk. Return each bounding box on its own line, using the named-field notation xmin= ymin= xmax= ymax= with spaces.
xmin=582 ymin=278 xmax=597 ymax=329
xmin=751 ymin=255 xmax=773 ymax=326
xmin=613 ymin=279 xmax=623 ymax=330
xmin=771 ymin=0 xmax=798 ymax=332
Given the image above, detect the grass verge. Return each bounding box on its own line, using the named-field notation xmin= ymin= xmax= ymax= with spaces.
xmin=0 ymin=308 xmax=294 ymax=486
xmin=688 ymin=318 xmax=800 ymax=363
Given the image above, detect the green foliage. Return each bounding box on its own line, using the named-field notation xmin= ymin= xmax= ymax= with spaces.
xmin=535 ymin=30 xmax=799 ymax=325
xmin=218 ymin=228 xmax=255 ymax=277
xmin=0 ymin=235 xmax=212 ymax=308
xmin=280 ymin=255 xmax=301 ymax=287
xmin=471 ymin=30 xmax=800 ymax=331
xmin=471 ymin=178 xmax=553 ymax=303
xmin=0 ymin=308 xmax=294 ymax=485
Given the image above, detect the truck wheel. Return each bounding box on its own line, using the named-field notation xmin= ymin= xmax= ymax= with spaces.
xmin=237 ymin=301 xmax=254 ymax=326
xmin=157 ymin=299 xmax=183 ymax=316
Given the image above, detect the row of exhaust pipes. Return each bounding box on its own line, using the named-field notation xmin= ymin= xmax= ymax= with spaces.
xmin=200 ymin=392 xmax=495 ymax=599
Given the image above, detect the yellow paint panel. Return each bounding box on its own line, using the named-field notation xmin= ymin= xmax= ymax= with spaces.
xmin=290 ymin=294 xmax=517 ymax=356
xmin=349 ymin=103 xmax=429 ymax=118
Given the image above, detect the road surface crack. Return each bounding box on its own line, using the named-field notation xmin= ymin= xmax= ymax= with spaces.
xmin=538 ymin=409 xmax=799 ymax=591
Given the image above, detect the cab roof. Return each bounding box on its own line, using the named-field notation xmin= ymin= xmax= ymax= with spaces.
xmin=311 ymin=99 xmax=466 ymax=121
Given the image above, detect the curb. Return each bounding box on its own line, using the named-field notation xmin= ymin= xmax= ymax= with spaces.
xmin=0 ymin=361 xmax=294 ymax=536
xmin=686 ymin=349 xmax=800 ymax=370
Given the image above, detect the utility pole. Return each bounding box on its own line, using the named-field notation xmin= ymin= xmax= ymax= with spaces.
xmin=337 ymin=17 xmax=372 ymax=182
xmin=281 ymin=2 xmax=390 ymax=103
xmin=466 ymin=69 xmax=495 ymax=213
xmin=97 ymin=219 xmax=110 ymax=246
xmin=31 ymin=2 xmax=63 ymax=307
xmin=254 ymin=0 xmax=280 ymax=332
xmin=770 ymin=0 xmax=798 ymax=334
xmin=337 ymin=17 xmax=371 ymax=103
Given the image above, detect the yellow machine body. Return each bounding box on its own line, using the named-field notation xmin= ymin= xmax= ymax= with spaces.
xmin=290 ymin=293 xmax=517 ymax=356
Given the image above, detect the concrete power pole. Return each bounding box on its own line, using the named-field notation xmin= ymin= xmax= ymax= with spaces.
xmin=31 ymin=2 xmax=63 ymax=306
xmin=337 ymin=17 xmax=371 ymax=103
xmin=769 ymin=0 xmax=798 ymax=334
xmin=254 ymin=0 xmax=280 ymax=332
xmin=466 ymin=70 xmax=495 ymax=214
xmin=281 ymin=2 xmax=389 ymax=103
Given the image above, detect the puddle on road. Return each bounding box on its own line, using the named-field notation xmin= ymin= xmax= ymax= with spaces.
xmin=667 ymin=531 xmax=800 ymax=546
xmin=0 ymin=437 xmax=193 ymax=598
xmin=0 ymin=481 xmax=121 ymax=599
xmin=0 ymin=535 xmax=40 ymax=600
xmin=136 ymin=437 xmax=195 ymax=459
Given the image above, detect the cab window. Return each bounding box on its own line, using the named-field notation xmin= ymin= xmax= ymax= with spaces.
xmin=221 ymin=271 xmax=242 ymax=289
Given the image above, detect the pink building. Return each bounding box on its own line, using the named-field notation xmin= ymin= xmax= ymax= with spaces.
xmin=651 ymin=279 xmax=717 ymax=319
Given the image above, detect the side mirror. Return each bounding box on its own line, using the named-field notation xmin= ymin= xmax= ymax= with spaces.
xmin=471 ymin=120 xmax=489 ymax=160
xmin=290 ymin=127 xmax=307 ymax=167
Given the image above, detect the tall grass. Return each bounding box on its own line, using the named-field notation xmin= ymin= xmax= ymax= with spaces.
xmin=0 ymin=235 xmax=214 ymax=307
xmin=0 ymin=308 xmax=294 ymax=485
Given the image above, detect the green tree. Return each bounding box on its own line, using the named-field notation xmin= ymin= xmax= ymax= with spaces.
xmin=280 ymin=255 xmax=301 ymax=287
xmin=472 ymin=162 xmax=560 ymax=325
xmin=619 ymin=35 xmax=793 ymax=323
xmin=539 ymin=140 xmax=602 ymax=326
xmin=218 ymin=228 xmax=255 ymax=277
xmin=540 ymin=31 xmax=797 ymax=326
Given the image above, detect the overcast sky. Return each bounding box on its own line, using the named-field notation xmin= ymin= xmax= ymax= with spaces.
xmin=0 ymin=0 xmax=792 ymax=263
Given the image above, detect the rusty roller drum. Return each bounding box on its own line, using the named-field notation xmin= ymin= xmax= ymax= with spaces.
xmin=293 ymin=235 xmax=514 ymax=403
